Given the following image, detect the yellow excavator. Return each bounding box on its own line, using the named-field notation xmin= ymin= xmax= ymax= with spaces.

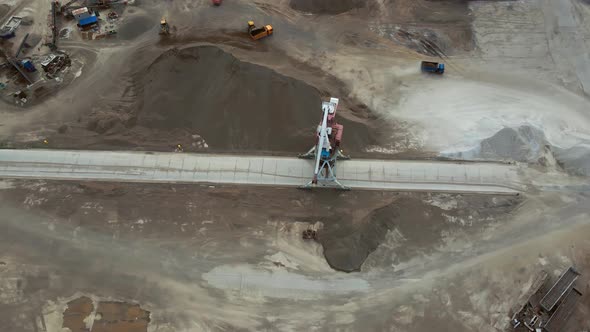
xmin=247 ymin=21 xmax=273 ymax=40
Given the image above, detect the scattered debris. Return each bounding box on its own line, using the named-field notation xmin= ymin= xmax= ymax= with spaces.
xmin=13 ymin=90 xmax=27 ymax=105
xmin=302 ymin=228 xmax=317 ymax=240
xmin=59 ymin=27 xmax=73 ymax=39
xmin=40 ymin=53 xmax=71 ymax=78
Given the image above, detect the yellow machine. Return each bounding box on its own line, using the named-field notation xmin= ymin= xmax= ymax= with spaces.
xmin=247 ymin=21 xmax=273 ymax=40
xmin=160 ymin=17 xmax=170 ymax=35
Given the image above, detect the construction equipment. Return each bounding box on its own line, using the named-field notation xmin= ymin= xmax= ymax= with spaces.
xmin=0 ymin=16 xmax=23 ymax=39
xmin=302 ymin=229 xmax=317 ymax=240
xmin=247 ymin=21 xmax=273 ymax=40
xmin=40 ymin=53 xmax=71 ymax=77
xmin=299 ymin=97 xmax=350 ymax=190
xmin=5 ymin=56 xmax=34 ymax=84
xmin=421 ymin=60 xmax=445 ymax=74
xmin=159 ymin=17 xmax=170 ymax=35
xmin=20 ymin=59 xmax=36 ymax=72
xmin=212 ymin=0 xmax=222 ymax=5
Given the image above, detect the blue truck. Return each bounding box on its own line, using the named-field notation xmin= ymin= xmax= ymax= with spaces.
xmin=421 ymin=61 xmax=444 ymax=74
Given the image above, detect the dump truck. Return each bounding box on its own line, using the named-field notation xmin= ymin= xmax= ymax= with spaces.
xmin=421 ymin=61 xmax=444 ymax=74
xmin=248 ymin=21 xmax=273 ymax=40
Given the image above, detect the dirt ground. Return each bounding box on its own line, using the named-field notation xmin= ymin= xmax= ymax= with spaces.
xmin=318 ymin=194 xmax=522 ymax=272
xmin=0 ymin=0 xmax=590 ymax=331
xmin=0 ymin=180 xmax=520 ymax=273
xmin=4 ymin=43 xmax=384 ymax=155
xmin=0 ymin=0 xmax=477 ymax=156
xmin=0 ymin=179 xmax=589 ymax=331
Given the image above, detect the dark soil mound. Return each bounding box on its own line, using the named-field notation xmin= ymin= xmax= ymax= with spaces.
xmin=289 ymin=0 xmax=366 ymax=14
xmin=136 ymin=46 xmax=370 ymax=152
xmin=318 ymin=197 xmax=447 ymax=272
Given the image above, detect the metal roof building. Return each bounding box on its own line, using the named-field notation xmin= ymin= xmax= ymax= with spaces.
xmin=78 ymin=15 xmax=98 ymax=27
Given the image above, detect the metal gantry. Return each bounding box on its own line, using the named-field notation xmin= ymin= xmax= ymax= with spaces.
xmin=299 ymin=97 xmax=350 ymax=190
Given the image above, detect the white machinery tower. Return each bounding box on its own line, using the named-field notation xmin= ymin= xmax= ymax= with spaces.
xmin=299 ymin=97 xmax=350 ymax=190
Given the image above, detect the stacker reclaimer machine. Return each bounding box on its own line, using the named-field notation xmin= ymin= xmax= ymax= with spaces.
xmin=299 ymin=97 xmax=350 ymax=190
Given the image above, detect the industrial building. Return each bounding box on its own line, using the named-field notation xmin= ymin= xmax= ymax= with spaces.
xmin=72 ymin=7 xmax=98 ymax=30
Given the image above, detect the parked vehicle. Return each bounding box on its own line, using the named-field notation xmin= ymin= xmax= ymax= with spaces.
xmin=247 ymin=21 xmax=273 ymax=40
xmin=421 ymin=61 xmax=445 ymax=74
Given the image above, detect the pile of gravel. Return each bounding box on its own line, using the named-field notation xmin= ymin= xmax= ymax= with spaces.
xmin=444 ymin=125 xmax=590 ymax=177
xmin=445 ymin=125 xmax=549 ymax=163
xmin=554 ymin=145 xmax=590 ymax=177
xmin=479 ymin=126 xmax=549 ymax=162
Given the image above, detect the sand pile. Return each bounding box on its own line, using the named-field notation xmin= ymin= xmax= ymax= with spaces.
xmin=478 ymin=126 xmax=549 ymax=162
xmin=135 ymin=46 xmax=370 ymax=152
xmin=444 ymin=125 xmax=590 ymax=177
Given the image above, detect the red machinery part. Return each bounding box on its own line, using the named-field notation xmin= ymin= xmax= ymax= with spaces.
xmin=332 ymin=124 xmax=343 ymax=147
